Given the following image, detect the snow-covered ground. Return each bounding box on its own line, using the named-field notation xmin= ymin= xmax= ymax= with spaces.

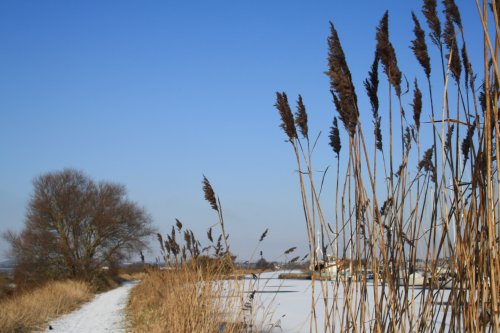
xmin=42 ymin=281 xmax=137 ymax=333
xmin=240 ymin=271 xmax=452 ymax=333
xmin=37 ymin=272 xmax=455 ymax=333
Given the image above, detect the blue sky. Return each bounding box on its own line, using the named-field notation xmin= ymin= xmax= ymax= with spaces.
xmin=0 ymin=1 xmax=484 ymax=261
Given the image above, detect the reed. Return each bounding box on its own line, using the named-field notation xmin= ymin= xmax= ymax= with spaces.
xmin=129 ymin=176 xmax=273 ymax=332
xmin=127 ymin=267 xmax=246 ymax=333
xmin=275 ymin=1 xmax=500 ymax=332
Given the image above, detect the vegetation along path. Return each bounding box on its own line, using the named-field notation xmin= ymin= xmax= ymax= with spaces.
xmin=43 ymin=281 xmax=137 ymax=333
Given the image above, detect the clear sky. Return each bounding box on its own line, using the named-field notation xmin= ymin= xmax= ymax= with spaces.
xmin=0 ymin=1 xmax=484 ymax=261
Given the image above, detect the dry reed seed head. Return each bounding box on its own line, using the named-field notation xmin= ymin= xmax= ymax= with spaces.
xmin=326 ymin=22 xmax=359 ymax=136
xmin=404 ymin=127 xmax=412 ymax=151
xmin=207 ymin=227 xmax=213 ymax=243
xmin=443 ymin=14 xmax=461 ymax=83
xmin=422 ymin=0 xmax=442 ymax=46
xmin=165 ymin=240 xmax=171 ymax=255
xmin=202 ymin=176 xmax=219 ymax=211
xmin=301 ymin=253 xmax=308 ymax=261
xmin=275 ymin=92 xmax=298 ymax=141
xmin=412 ymin=79 xmax=423 ymax=132
xmin=418 ymin=146 xmax=435 ymax=176
xmin=295 ymin=95 xmax=308 ymax=139
xmin=175 ymin=219 xmax=183 ymax=231
xmin=442 ymin=0 xmax=462 ymax=29
xmin=215 ymin=234 xmax=223 ymax=256
xmin=181 ymin=247 xmax=187 ymax=261
xmin=462 ymin=122 xmax=476 ymax=166
xmin=289 ymin=256 xmax=300 ymax=263
xmin=445 ymin=124 xmax=454 ymax=151
xmin=365 ymin=52 xmax=383 ymax=150
xmin=331 ymin=89 xmax=341 ymax=112
xmin=184 ymin=230 xmax=192 ymax=250
xmin=259 ymin=228 xmax=268 ymax=242
xmin=168 ymin=227 xmax=181 ymax=256
xmin=157 ymin=233 xmax=165 ymax=252
xmin=171 ymin=225 xmax=176 ymax=242
xmin=376 ymin=11 xmax=402 ymax=97
xmin=169 ymin=235 xmax=180 ymax=256
xmin=364 ymin=52 xmax=380 ymax=115
xmin=395 ymin=162 xmax=407 ymax=178
xmin=329 ymin=117 xmax=342 ymax=156
xmin=479 ymin=87 xmax=486 ymax=113
xmin=380 ymin=198 xmax=392 ymax=216
xmin=140 ymin=250 xmax=145 ymax=263
xmin=462 ymin=43 xmax=471 ymax=89
xmin=374 ymin=116 xmax=383 ymax=151
xmin=192 ymin=233 xmax=201 ymax=257
xmin=362 ymin=54 xmax=383 ymax=152
xmin=411 ymin=12 xmax=431 ymax=78
xmin=284 ymin=246 xmax=297 ymax=254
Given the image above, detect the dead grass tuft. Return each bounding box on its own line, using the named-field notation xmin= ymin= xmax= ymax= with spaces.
xmin=0 ymin=279 xmax=92 ymax=333
xmin=127 ymin=267 xmax=245 ymax=333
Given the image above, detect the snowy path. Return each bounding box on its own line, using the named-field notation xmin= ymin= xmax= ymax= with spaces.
xmin=43 ymin=281 xmax=137 ymax=333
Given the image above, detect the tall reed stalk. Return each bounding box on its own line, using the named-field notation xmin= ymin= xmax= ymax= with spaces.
xmin=275 ymin=1 xmax=500 ymax=331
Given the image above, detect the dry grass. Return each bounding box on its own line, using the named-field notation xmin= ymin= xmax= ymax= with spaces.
xmin=118 ymin=271 xmax=146 ymax=281
xmin=127 ymin=267 xmax=247 ymax=333
xmin=128 ymin=177 xmax=273 ymax=332
xmin=0 ymin=279 xmax=93 ymax=333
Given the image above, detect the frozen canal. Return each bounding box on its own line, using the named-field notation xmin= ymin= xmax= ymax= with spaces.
xmin=236 ymin=271 xmax=453 ymax=333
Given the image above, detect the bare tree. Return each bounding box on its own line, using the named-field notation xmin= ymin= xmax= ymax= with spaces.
xmin=5 ymin=169 xmax=154 ymax=284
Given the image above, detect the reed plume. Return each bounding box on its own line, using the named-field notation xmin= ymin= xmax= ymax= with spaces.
xmin=461 ymin=43 xmax=471 ymax=89
xmin=284 ymin=246 xmax=297 ymax=255
xmin=418 ymin=146 xmax=435 ymax=175
xmin=207 ymin=227 xmax=213 ymax=243
xmin=326 ymin=22 xmax=358 ymax=136
xmin=443 ymin=13 xmax=461 ymax=83
xmin=404 ymin=126 xmax=412 ymax=152
xmin=259 ymin=228 xmax=268 ymax=242
xmin=175 ymin=218 xmax=183 ymax=231
xmin=289 ymin=256 xmax=300 ymax=263
xmin=364 ymin=52 xmax=380 ymax=114
xmin=422 ymin=0 xmax=442 ymax=47
xmin=443 ymin=0 xmax=462 ymax=29
xmin=202 ymin=176 xmax=218 ymax=211
xmin=479 ymin=85 xmax=486 ymax=113
xmin=374 ymin=118 xmax=383 ymax=152
xmin=445 ymin=124 xmax=454 ymax=151
xmin=364 ymin=53 xmax=383 ymax=151
xmin=295 ymin=95 xmax=309 ymax=139
xmin=157 ymin=233 xmax=165 ymax=256
xmin=329 ymin=117 xmax=342 ymax=157
xmin=275 ymin=92 xmax=297 ymax=141
xmin=411 ymin=12 xmax=431 ymax=79
xmin=412 ymin=79 xmax=423 ymax=132
xmin=184 ymin=230 xmax=192 ymax=253
xmin=461 ymin=122 xmax=475 ymax=166
xmin=376 ymin=11 xmax=402 ymax=97
xmin=380 ymin=198 xmax=392 ymax=217
xmin=215 ymin=234 xmax=223 ymax=256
